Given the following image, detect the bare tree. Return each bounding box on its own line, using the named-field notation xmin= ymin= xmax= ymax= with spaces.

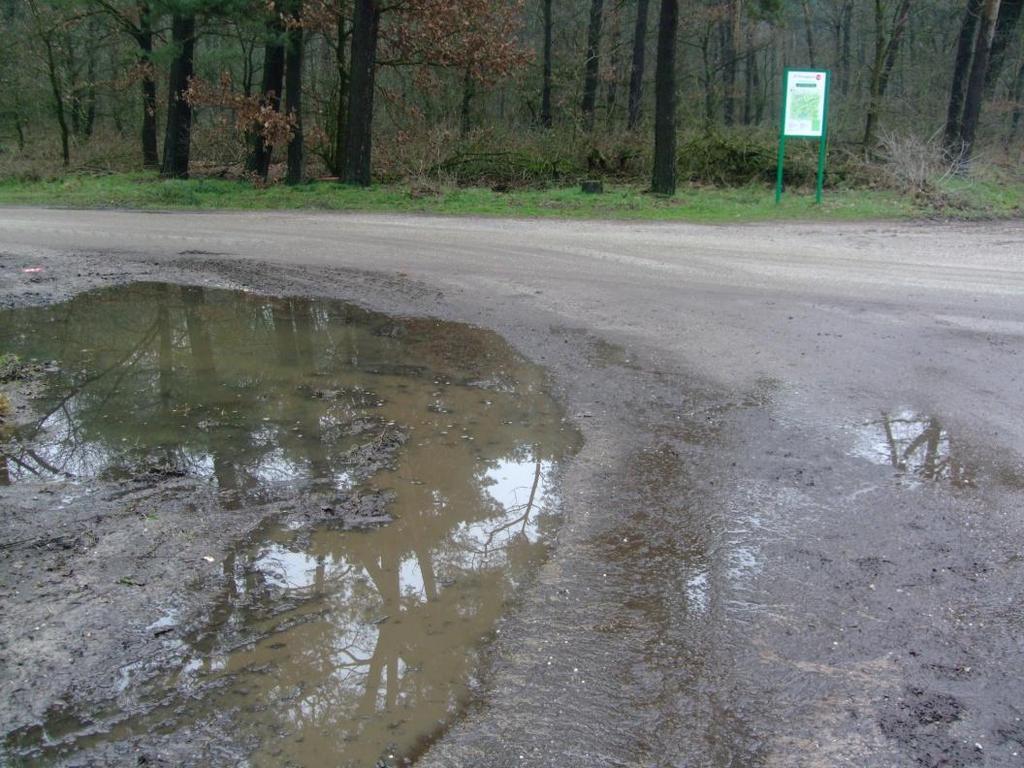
xmin=581 ymin=0 xmax=605 ymax=131
xmin=541 ymin=0 xmax=554 ymax=127
xmin=863 ymin=0 xmax=913 ymax=150
xmin=627 ymin=0 xmax=651 ymax=129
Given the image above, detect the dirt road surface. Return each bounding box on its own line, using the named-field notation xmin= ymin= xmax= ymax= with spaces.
xmin=2 ymin=209 xmax=1023 ymax=767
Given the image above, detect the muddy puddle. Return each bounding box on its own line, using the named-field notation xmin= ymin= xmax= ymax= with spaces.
xmin=0 ymin=283 xmax=579 ymax=766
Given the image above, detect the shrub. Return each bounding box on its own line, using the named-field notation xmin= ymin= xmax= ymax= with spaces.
xmin=876 ymin=130 xmax=966 ymax=193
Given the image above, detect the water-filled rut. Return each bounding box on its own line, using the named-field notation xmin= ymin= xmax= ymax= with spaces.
xmin=0 ymin=282 xmax=579 ymax=766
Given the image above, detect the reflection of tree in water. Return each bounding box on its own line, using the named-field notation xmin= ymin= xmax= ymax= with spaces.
xmin=0 ymin=283 xmax=577 ymax=766
xmin=0 ymin=283 xmax=568 ymax=499
xmin=177 ymin=452 xmax=562 ymax=765
xmin=77 ymin=455 xmax=560 ymax=766
xmin=865 ymin=412 xmax=974 ymax=487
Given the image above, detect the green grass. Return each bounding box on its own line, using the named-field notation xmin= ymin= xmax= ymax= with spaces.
xmin=0 ymin=172 xmax=1020 ymax=222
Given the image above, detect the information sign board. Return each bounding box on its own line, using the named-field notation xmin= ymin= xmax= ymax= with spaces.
xmin=775 ymin=69 xmax=831 ymax=204
xmin=783 ymin=70 xmax=828 ymax=138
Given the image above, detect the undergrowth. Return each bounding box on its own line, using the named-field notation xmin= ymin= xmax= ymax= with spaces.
xmin=1 ymin=126 xmax=1020 ymax=219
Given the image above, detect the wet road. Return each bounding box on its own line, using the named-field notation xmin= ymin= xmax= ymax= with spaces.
xmin=2 ymin=209 xmax=1023 ymax=767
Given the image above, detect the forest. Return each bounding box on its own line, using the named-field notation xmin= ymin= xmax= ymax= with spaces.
xmin=0 ymin=0 xmax=1021 ymax=197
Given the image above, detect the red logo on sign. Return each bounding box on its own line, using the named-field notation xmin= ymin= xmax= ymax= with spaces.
xmin=816 ymin=74 xmax=822 ymax=80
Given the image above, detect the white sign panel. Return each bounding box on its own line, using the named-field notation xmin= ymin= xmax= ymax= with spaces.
xmin=783 ymin=70 xmax=828 ymax=138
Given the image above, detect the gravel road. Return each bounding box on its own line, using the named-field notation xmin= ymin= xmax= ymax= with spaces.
xmin=2 ymin=208 xmax=1023 ymax=767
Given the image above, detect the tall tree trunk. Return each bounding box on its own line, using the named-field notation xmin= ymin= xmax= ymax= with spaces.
xmin=14 ymin=115 xmax=25 ymax=151
xmin=723 ymin=0 xmax=741 ymax=126
xmin=700 ymin=26 xmax=715 ymax=127
xmin=251 ymin=16 xmax=286 ymax=181
xmin=832 ymin=1 xmax=853 ymax=94
xmin=240 ymin=32 xmax=255 ymax=96
xmin=27 ymin=0 xmax=69 ymax=163
xmin=627 ymin=0 xmax=651 ymax=129
xmin=46 ymin=38 xmax=71 ymax=166
xmin=84 ymin=21 xmax=97 ymax=138
xmin=42 ymin=32 xmax=70 ymax=167
xmin=342 ymin=0 xmax=381 ymax=186
xmin=743 ymin=26 xmax=754 ymax=124
xmin=1008 ymin=57 xmax=1024 ymax=142
xmin=840 ymin=1 xmax=852 ymax=95
xmin=960 ymin=0 xmax=1002 ymax=159
xmin=801 ymin=0 xmax=817 ymax=67
xmin=460 ymin=67 xmax=474 ymax=138
xmin=863 ymin=0 xmax=913 ymax=149
xmin=945 ymin=0 xmax=984 ymax=149
xmin=137 ymin=2 xmax=159 ymax=169
xmin=67 ymin=35 xmax=82 ymax=138
xmin=581 ymin=0 xmax=604 ymax=131
xmin=605 ymin=4 xmax=622 ymax=127
xmin=541 ymin=0 xmax=553 ymax=127
xmin=333 ymin=13 xmax=348 ymax=175
xmin=285 ymin=0 xmax=304 ymax=185
xmin=984 ymin=0 xmax=1022 ymax=94
xmin=651 ymin=0 xmax=678 ymax=195
xmin=161 ymin=14 xmax=195 ymax=178
xmin=754 ymin=46 xmax=766 ymax=123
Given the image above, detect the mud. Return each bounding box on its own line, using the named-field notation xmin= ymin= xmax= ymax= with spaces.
xmin=0 ymin=280 xmax=577 ymax=766
xmin=1 ymin=213 xmax=1024 ymax=767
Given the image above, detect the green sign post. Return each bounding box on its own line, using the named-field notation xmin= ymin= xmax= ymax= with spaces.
xmin=775 ymin=69 xmax=831 ymax=205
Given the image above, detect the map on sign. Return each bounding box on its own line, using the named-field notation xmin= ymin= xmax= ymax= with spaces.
xmin=783 ymin=70 xmax=828 ymax=138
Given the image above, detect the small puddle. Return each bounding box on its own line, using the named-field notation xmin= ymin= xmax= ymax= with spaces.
xmin=851 ymin=411 xmax=975 ymax=488
xmin=0 ymin=283 xmax=579 ymax=765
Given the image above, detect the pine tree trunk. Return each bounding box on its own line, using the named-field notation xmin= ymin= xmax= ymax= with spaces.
xmin=541 ymin=0 xmax=553 ymax=127
xmin=651 ymin=0 xmax=678 ymax=195
xmin=581 ymin=0 xmax=604 ymax=131
xmin=627 ymin=0 xmax=651 ymax=130
xmin=945 ymin=0 xmax=984 ymax=148
xmin=960 ymin=0 xmax=1002 ymax=159
xmin=251 ymin=17 xmax=286 ymax=181
xmin=161 ymin=14 xmax=195 ymax=178
xmin=137 ymin=3 xmax=159 ymax=169
xmin=285 ymin=0 xmax=304 ymax=185
xmin=342 ymin=0 xmax=380 ymax=186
